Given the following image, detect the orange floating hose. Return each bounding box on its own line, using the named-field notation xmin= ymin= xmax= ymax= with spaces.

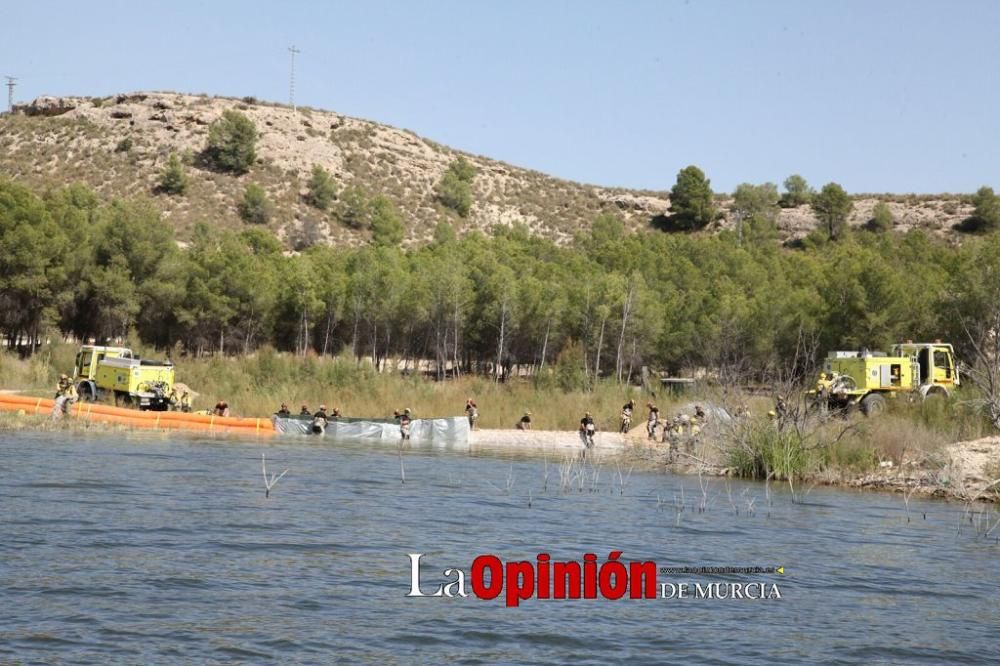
xmin=0 ymin=394 xmax=273 ymax=435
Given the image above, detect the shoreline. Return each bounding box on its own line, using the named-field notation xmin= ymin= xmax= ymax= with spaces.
xmin=2 ymin=411 xmax=997 ymax=504
xmin=617 ymin=430 xmax=1000 ymax=505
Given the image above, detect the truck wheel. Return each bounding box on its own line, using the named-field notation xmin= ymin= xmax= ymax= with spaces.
xmin=860 ymin=393 xmax=887 ymax=417
xmin=78 ymin=383 xmax=94 ymax=402
xmin=921 ymin=385 xmax=948 ymax=401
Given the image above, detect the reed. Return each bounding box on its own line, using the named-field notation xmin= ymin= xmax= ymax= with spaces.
xmin=725 ymin=421 xmax=808 ymax=481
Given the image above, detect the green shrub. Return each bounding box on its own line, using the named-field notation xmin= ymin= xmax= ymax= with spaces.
xmin=667 ymin=165 xmax=715 ymax=231
xmin=780 ymin=174 xmax=814 ymax=208
xmin=554 ymin=340 xmax=589 ymax=392
xmin=337 ymin=185 xmax=370 ymax=229
xmin=238 ymin=183 xmax=273 ymax=224
xmin=156 ymin=153 xmax=188 ymax=195
xmin=727 ymin=423 xmax=807 ymax=480
xmin=203 ymin=109 xmax=257 ymax=174
xmin=956 ymin=186 xmax=1000 ymax=233
xmin=305 ymin=164 xmax=337 ymax=210
xmin=436 ymin=157 xmax=476 ymax=217
xmin=867 ymin=201 xmax=894 ymax=232
xmin=432 ymin=220 xmax=456 ymax=245
xmin=370 ymin=195 xmax=404 ymax=245
xmin=812 ymin=182 xmax=853 ymax=240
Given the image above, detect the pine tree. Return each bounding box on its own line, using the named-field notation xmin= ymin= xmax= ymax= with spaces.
xmin=157 ymin=153 xmax=188 ymax=195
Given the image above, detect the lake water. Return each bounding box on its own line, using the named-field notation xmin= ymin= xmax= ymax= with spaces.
xmin=1 ymin=431 xmax=998 ymax=664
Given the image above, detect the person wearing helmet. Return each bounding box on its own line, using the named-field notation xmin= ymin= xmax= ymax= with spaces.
xmin=311 ymin=405 xmax=329 ymax=434
xmin=465 ymin=398 xmax=479 ymax=430
xmin=55 ymin=374 xmax=72 ymax=399
xmin=276 ymin=403 xmax=291 ymax=417
xmin=579 ymin=411 xmax=596 ymax=448
xmin=299 ymin=404 xmax=311 ymax=417
xmin=620 ymin=402 xmax=633 ymax=433
xmin=646 ymin=403 xmax=660 ymax=440
xmin=52 ymin=373 xmax=77 ymax=418
xmin=814 ymin=372 xmax=834 ymax=414
xmin=398 ymin=408 xmax=413 ymax=440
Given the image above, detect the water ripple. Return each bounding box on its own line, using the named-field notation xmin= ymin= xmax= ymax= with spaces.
xmin=1 ymin=433 xmax=997 ymax=664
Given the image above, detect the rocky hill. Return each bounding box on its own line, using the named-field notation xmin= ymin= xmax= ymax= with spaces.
xmin=0 ymin=92 xmax=973 ymax=247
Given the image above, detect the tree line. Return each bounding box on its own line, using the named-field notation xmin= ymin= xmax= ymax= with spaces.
xmin=2 ymin=177 xmax=1000 ymax=388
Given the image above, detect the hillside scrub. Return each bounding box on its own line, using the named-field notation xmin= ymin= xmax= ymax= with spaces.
xmin=0 ymin=93 xmax=980 ymax=248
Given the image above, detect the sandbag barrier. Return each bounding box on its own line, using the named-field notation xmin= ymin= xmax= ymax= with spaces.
xmin=0 ymin=394 xmax=274 ymax=436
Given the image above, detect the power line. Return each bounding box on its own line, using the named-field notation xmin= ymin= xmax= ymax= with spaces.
xmin=288 ymin=45 xmax=300 ymax=112
xmin=4 ymin=76 xmax=16 ymax=113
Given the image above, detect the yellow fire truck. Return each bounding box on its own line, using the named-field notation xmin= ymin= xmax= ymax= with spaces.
xmin=810 ymin=341 xmax=959 ymax=416
xmin=72 ymin=345 xmax=175 ymax=411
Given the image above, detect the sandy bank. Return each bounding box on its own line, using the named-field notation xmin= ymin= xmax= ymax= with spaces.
xmin=846 ymin=437 xmax=1000 ymax=502
xmin=619 ymin=427 xmax=1000 ymax=504
xmin=470 ymin=429 xmax=625 ymax=456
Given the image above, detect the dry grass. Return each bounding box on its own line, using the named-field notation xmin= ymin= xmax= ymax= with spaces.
xmin=718 ymin=391 xmax=992 ymax=482
xmin=170 ymin=349 xmax=665 ymax=429
xmin=3 ymin=342 xmax=665 ymax=430
xmin=856 ymin=415 xmax=945 ymax=464
xmin=5 ymin=342 xmax=994 ymax=466
xmin=0 ymin=346 xmax=77 ymax=393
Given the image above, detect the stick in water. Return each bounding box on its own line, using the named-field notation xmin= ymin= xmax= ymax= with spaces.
xmin=398 ymin=443 xmax=406 ymax=484
xmin=262 ymin=453 xmax=289 ymax=498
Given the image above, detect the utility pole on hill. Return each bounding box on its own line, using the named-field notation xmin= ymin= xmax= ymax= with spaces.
xmin=288 ymin=45 xmax=300 ymax=113
xmin=4 ymin=76 xmax=16 ymax=112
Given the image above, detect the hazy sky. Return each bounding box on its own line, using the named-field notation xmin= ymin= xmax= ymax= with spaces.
xmin=4 ymin=0 xmax=998 ymax=193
